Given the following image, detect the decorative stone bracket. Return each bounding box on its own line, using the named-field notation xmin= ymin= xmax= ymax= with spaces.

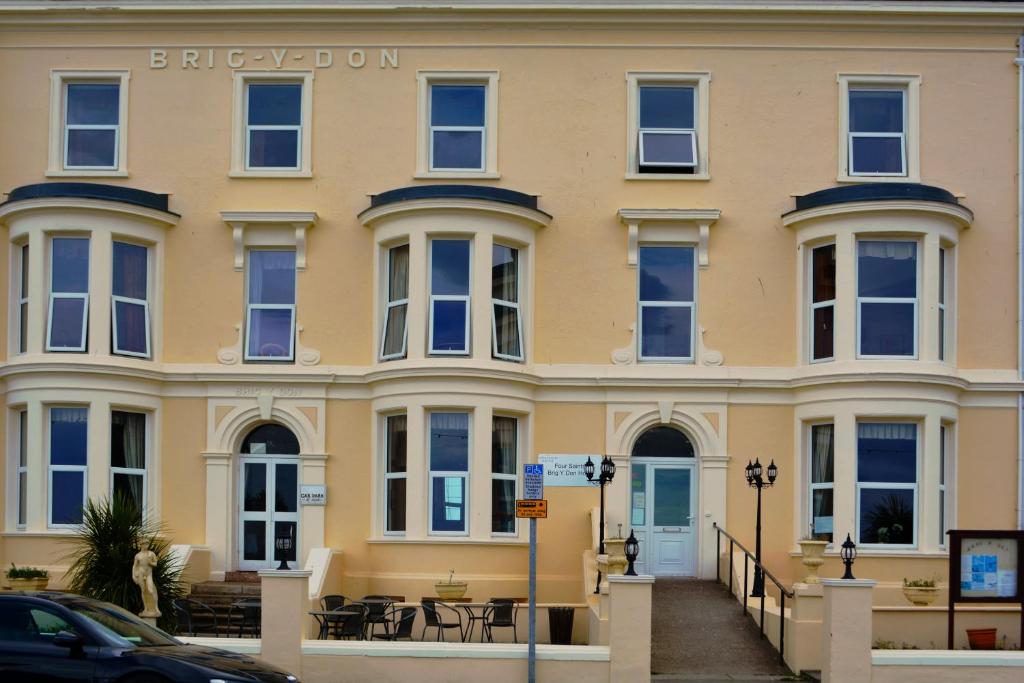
xmin=217 ymin=322 xmax=321 ymax=366
xmin=221 ymin=211 xmax=317 ymax=271
xmin=611 ymin=324 xmax=723 ymax=366
xmin=617 ymin=208 xmax=721 ymax=268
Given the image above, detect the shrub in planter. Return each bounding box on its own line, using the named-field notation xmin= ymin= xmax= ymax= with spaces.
xmin=902 ymin=577 xmax=940 ymax=606
xmin=5 ymin=564 xmax=49 ymax=590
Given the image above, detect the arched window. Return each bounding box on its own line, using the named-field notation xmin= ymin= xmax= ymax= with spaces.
xmin=240 ymin=423 xmax=299 ymax=455
xmin=632 ymin=426 xmax=694 ymax=458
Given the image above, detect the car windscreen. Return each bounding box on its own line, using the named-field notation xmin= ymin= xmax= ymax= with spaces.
xmin=68 ymin=602 xmax=179 ymax=647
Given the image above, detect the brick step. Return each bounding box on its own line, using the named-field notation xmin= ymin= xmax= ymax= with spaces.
xmin=224 ymin=571 xmax=261 ymax=583
xmin=189 ymin=581 xmax=262 ymax=597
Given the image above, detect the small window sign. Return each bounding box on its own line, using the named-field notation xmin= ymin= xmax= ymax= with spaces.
xmin=299 ymin=485 xmax=326 ymax=506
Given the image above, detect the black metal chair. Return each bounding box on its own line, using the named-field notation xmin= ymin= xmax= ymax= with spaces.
xmin=228 ymin=599 xmax=261 ymax=637
xmin=331 ymin=604 xmax=368 ymax=640
xmin=483 ymin=599 xmax=518 ymax=643
xmin=372 ymin=606 xmax=417 ymax=641
xmin=172 ymin=598 xmax=219 ymax=637
xmin=360 ymin=595 xmax=394 ymax=640
xmin=319 ymin=595 xmax=348 ymax=639
xmin=420 ymin=599 xmax=463 ymax=642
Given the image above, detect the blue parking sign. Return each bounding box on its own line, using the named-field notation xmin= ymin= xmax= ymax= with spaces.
xmin=524 ymin=464 xmax=544 ymax=500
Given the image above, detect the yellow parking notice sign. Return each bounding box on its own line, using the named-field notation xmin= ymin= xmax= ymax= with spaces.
xmin=516 ymin=499 xmax=548 ymax=519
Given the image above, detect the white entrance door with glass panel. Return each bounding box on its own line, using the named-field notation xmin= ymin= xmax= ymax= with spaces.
xmin=237 ymin=424 xmax=300 ymax=570
xmin=629 ymin=426 xmax=698 ymax=576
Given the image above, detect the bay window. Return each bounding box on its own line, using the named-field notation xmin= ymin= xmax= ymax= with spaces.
xmin=384 ymin=414 xmax=407 ymax=534
xmin=638 ymin=245 xmax=696 ymax=361
xmin=856 ymin=422 xmax=917 ymax=547
xmin=492 ymin=244 xmax=522 ymax=362
xmin=110 ymin=411 xmax=146 ymax=516
xmin=429 ymin=412 xmax=469 ymax=534
xmin=808 ymin=423 xmax=834 ymax=542
xmin=809 ymin=244 xmax=835 ymax=362
xmin=429 ymin=239 xmax=471 ymax=355
xmin=491 ymin=416 xmax=517 ymax=534
xmin=49 ymin=407 xmax=88 ymax=527
xmin=857 ymin=240 xmax=917 ymax=358
xmin=380 ymin=244 xmax=409 ymax=361
xmin=47 ymin=237 xmax=90 ymax=352
xmin=245 ymin=250 xmax=296 ymax=362
xmin=111 ymin=241 xmax=150 ymax=358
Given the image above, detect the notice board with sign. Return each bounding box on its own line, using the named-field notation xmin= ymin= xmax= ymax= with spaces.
xmin=947 ymin=530 xmax=1024 ymax=649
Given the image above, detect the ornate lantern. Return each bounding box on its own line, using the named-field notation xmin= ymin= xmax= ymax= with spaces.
xmin=624 ymin=530 xmax=640 ymax=576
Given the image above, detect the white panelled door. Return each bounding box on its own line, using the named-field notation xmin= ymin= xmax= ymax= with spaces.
xmin=630 ymin=461 xmax=697 ymax=576
xmin=238 ymin=456 xmax=299 ymax=570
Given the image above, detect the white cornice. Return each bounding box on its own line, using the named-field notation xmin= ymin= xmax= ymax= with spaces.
xmin=220 ymin=210 xmax=317 ymax=270
xmin=783 ymin=199 xmax=973 ymax=229
xmin=359 ymin=197 xmax=551 ymax=229
xmin=618 ymin=208 xmax=721 ymax=267
xmin=0 ymin=197 xmax=178 ymax=227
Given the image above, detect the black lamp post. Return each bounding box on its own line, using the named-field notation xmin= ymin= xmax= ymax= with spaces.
xmin=275 ymin=526 xmax=294 ymax=571
xmin=840 ymin=533 xmax=857 ymax=580
xmin=745 ymin=457 xmax=777 ymax=598
xmin=585 ymin=455 xmax=617 ymax=594
xmin=624 ymin=530 xmax=640 ymax=576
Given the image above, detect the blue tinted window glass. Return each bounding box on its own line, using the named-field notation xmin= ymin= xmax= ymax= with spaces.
xmin=849 ymin=90 xmax=903 ymax=133
xmin=432 ymin=476 xmax=466 ymax=532
xmin=249 ymin=251 xmax=296 ymax=304
xmin=857 ymin=423 xmax=916 ymax=483
xmin=431 ymin=240 xmax=470 ymax=295
xmin=639 ymin=86 xmax=694 ymax=129
xmin=247 ymin=309 xmax=294 ymax=358
xmin=851 ymin=137 xmax=903 ymax=175
xmin=431 ymin=85 xmax=485 ymax=126
xmin=52 ymin=238 xmax=90 ymax=293
xmin=639 ymin=247 xmax=694 ymax=302
xmin=430 ymin=413 xmax=469 ymax=471
xmin=66 ymin=129 xmax=117 ymax=168
xmin=66 ymin=84 xmax=119 ymax=125
xmin=859 ymin=488 xmax=914 ymax=545
xmin=49 ymin=298 xmax=87 ymax=349
xmin=113 ymin=242 xmax=148 ymax=300
xmin=641 ymin=306 xmax=692 ymax=359
xmin=641 ymin=132 xmax=694 ymax=165
xmin=52 ymin=470 xmax=85 ymax=525
xmin=247 ymin=83 xmax=301 ymax=125
xmin=248 ymin=129 xmax=299 ymax=168
xmin=432 ymin=301 xmax=467 ymax=352
xmin=860 ymin=302 xmax=915 ymax=356
xmin=114 ymin=301 xmax=147 ymax=355
xmin=51 ymin=408 xmax=88 ymax=466
xmin=858 ymin=242 xmax=916 ymax=298
xmin=432 ymin=130 xmax=483 ymax=170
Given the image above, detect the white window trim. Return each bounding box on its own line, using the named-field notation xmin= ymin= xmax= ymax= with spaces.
xmin=416 ymin=70 xmax=500 ymax=179
xmin=244 ymin=83 xmax=302 ymax=172
xmin=46 ymin=236 xmax=90 ymax=353
xmin=636 ymin=244 xmax=697 ymax=363
xmin=491 ymin=415 xmax=519 ymax=537
xmin=837 ymin=74 xmax=921 ymax=183
xmin=808 ymin=243 xmax=836 ymax=364
xmin=17 ymin=243 xmax=28 ymax=355
xmin=383 ymin=413 xmax=407 ymax=536
xmin=428 ymin=412 xmax=471 ymax=537
xmin=380 ymin=244 xmax=410 ymax=361
xmin=938 ymin=423 xmax=954 ymax=549
xmin=230 ymin=71 xmax=314 ymax=178
xmin=855 ymin=238 xmax=920 ymax=360
xmin=47 ymin=70 xmax=130 ymax=177
xmin=626 ymin=71 xmax=711 ymax=181
xmin=243 ymin=249 xmax=297 ymax=362
xmin=855 ymin=421 xmax=920 ymax=550
xmin=428 ymin=239 xmax=472 ymax=357
xmin=111 ymin=241 xmax=152 ymax=359
xmin=491 ymin=244 xmax=524 ymax=363
xmin=47 ymin=407 xmax=88 ymax=530
xmin=806 ymin=422 xmax=835 ymax=544
xmin=16 ymin=410 xmax=27 ymax=529
xmin=109 ymin=411 xmax=147 ymax=518
xmin=938 ymin=246 xmax=953 ymax=363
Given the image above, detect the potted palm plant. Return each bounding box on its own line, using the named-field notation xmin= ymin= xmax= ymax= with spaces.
xmin=434 ymin=569 xmax=468 ymax=600
xmin=902 ymin=577 xmax=939 ymax=606
xmin=5 ymin=564 xmax=49 ymax=591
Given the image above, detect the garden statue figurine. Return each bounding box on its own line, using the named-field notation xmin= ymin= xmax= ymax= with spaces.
xmin=132 ymin=538 xmax=161 ymax=621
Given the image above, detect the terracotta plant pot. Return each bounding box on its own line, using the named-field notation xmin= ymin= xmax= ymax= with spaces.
xmin=902 ymin=585 xmax=939 ymax=607
xmin=434 ymin=581 xmax=468 ymax=600
xmin=966 ymin=627 xmax=998 ymax=650
xmin=5 ymin=576 xmax=49 ymax=591
xmin=797 ymin=539 xmax=828 ymax=584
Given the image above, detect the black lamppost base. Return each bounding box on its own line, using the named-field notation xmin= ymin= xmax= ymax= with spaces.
xmin=750 ymin=569 xmax=765 ymax=598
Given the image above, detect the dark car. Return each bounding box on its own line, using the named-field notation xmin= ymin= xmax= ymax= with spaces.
xmin=0 ymin=592 xmax=298 ymax=683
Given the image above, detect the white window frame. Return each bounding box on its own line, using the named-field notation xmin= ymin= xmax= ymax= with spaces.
xmin=807 ymin=422 xmax=835 ymax=544
xmin=109 ymin=410 xmax=147 ymax=517
xmin=637 ymin=244 xmax=697 ymax=363
xmin=428 ymin=238 xmax=472 ymax=357
xmin=855 ymin=238 xmax=919 ymax=360
xmin=491 ymin=244 xmax=524 ymax=362
xmin=47 ymin=70 xmax=130 ymax=177
xmin=626 ymin=72 xmax=711 ymax=180
xmin=491 ymin=415 xmax=519 ymax=537
xmin=230 ymin=71 xmax=314 ymax=178
xmin=847 ymin=88 xmax=906 ymax=177
xmin=244 ymin=249 xmax=297 ymax=363
xmin=380 ymin=244 xmax=409 ymax=361
xmin=855 ymin=421 xmax=919 ymax=550
xmin=938 ymin=423 xmax=953 ymax=549
xmin=111 ymin=241 xmax=151 ymax=359
xmin=938 ymin=246 xmax=949 ymax=363
xmin=416 ymin=71 xmax=500 ymax=179
xmin=809 ymin=243 xmax=836 ymax=364
xmin=46 ymin=237 xmax=90 ymax=353
xmin=17 ymin=243 xmax=29 ymax=355
xmin=637 ymin=84 xmax=698 ymax=171
xmin=837 ymin=74 xmax=920 ymax=183
xmin=383 ymin=413 xmax=407 ymax=536
xmin=47 ymin=406 xmax=89 ymax=530
xmin=16 ymin=409 xmax=27 ymax=529
xmin=428 ymin=412 xmax=471 ymax=537
xmin=429 ymin=84 xmax=486 ymax=173
xmin=244 ymin=81 xmax=302 ymax=172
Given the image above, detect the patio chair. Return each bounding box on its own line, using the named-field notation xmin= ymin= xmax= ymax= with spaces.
xmin=360 ymin=595 xmax=395 ymax=640
xmin=319 ymin=595 xmax=348 ymax=639
xmin=483 ymin=599 xmax=518 ymax=643
xmin=420 ymin=599 xmax=463 ymax=642
xmin=172 ymin=598 xmax=219 ymax=637
xmin=228 ymin=599 xmax=262 ymax=637
xmin=331 ymin=604 xmax=368 ymax=640
xmin=372 ymin=606 xmax=417 ymax=641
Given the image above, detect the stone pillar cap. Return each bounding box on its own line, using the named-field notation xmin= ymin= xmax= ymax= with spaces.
xmin=821 ymin=578 xmax=876 ymax=587
xmin=257 ymin=569 xmax=313 ymax=578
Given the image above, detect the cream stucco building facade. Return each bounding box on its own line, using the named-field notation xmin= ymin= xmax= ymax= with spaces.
xmin=1 ymin=0 xmax=1023 ymax=607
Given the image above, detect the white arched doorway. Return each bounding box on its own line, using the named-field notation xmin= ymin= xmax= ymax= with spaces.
xmin=630 ymin=426 xmax=698 ymax=576
xmin=237 ymin=423 xmax=300 ymax=571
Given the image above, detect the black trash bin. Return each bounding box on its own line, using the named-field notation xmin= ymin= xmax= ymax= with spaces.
xmin=547 ymin=606 xmax=575 ymax=645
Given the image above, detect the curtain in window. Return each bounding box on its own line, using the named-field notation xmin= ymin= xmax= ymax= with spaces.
xmin=123 ymin=412 xmax=145 ymax=508
xmin=857 ymin=423 xmax=916 ymax=440
xmin=858 ymin=242 xmax=916 ymax=260
xmin=812 ymin=424 xmax=834 ymax=484
xmin=383 ymin=245 xmax=409 ymax=357
xmin=492 ymin=246 xmax=520 ymax=359
xmin=249 ymin=251 xmax=296 ymax=304
xmin=811 ymin=424 xmax=834 ymax=540
xmin=491 ymin=416 xmax=516 ymax=474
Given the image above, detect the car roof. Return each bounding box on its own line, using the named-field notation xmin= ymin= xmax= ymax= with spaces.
xmin=0 ymin=591 xmax=98 ymax=607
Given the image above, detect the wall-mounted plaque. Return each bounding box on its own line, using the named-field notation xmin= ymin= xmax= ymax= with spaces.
xmin=947 ymin=530 xmax=1024 ymax=649
xmin=299 ymin=485 xmax=326 ymax=506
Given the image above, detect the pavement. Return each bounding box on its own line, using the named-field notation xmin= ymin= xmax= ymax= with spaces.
xmin=650 ymin=579 xmax=799 ymax=681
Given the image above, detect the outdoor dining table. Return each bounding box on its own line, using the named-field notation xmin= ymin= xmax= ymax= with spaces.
xmin=442 ymin=602 xmax=492 ymax=643
xmin=229 ymin=599 xmax=262 ymax=637
xmin=308 ymin=610 xmax=345 ymax=640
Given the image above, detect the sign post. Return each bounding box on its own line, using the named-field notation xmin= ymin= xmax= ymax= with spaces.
xmin=520 ymin=463 xmax=545 ymax=683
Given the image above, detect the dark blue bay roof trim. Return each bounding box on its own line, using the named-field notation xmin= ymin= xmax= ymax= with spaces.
xmin=3 ymin=182 xmax=177 ymax=216
xmin=786 ymin=183 xmax=964 ymax=216
xmin=367 ymin=185 xmax=550 ymax=218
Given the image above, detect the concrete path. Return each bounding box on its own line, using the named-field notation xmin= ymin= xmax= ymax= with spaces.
xmin=651 ymin=579 xmax=796 ymax=681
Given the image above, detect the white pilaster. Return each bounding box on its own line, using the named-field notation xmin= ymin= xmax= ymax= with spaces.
xmin=203 ymin=451 xmax=232 ymax=579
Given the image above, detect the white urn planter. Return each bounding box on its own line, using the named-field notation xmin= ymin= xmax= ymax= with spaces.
xmin=902 ymin=585 xmax=939 ymax=607
xmin=798 ymin=539 xmax=829 ymax=583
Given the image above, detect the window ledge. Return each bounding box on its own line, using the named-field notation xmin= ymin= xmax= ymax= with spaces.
xmin=625 ymin=172 xmax=710 ymax=181
xmin=1 ymin=530 xmax=76 ymax=538
xmin=837 ymin=174 xmax=921 ymax=184
xmin=45 ymin=169 xmax=129 ymax=178
xmin=229 ymin=170 xmax=313 ymax=179
xmin=414 ymin=172 xmax=501 ymax=180
xmin=367 ymin=536 xmax=528 ymax=547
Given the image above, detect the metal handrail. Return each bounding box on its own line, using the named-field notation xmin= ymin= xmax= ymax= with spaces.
xmin=712 ymin=522 xmax=792 ymax=666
